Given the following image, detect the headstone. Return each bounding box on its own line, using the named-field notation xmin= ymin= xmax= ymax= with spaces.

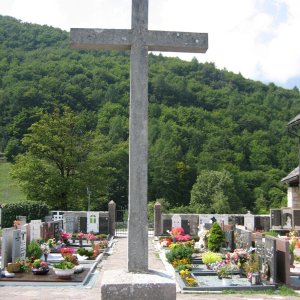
xmin=293 ymin=209 xmax=300 ymax=230
xmin=52 ymin=211 xmax=64 ymax=221
xmin=264 ymin=236 xmax=277 ymax=283
xmin=255 ymin=233 xmax=264 ymax=269
xmin=12 ymin=229 xmax=21 ymax=262
xmin=244 ymin=211 xmax=254 ymax=231
xmin=172 ymin=214 xmax=181 ymax=228
xmin=282 ymin=208 xmax=292 ymax=229
xmin=53 ymin=221 xmax=61 ymax=240
xmin=163 ymin=219 xmax=172 ymax=234
xmin=87 ymin=211 xmax=100 ymax=233
xmin=154 ymin=202 xmax=162 ymax=236
xmin=270 ymin=209 xmax=281 ymax=229
xmin=63 ymin=214 xmax=75 ymax=233
xmin=2 ymin=228 xmax=14 ymax=270
xmin=79 ymin=216 xmax=87 ymax=233
xmin=20 ymin=225 xmax=27 ymax=260
xmin=224 ymin=230 xmax=234 ymax=251
xmin=181 ymin=220 xmax=190 ymax=234
xmin=99 ymin=214 xmax=109 ymax=234
xmin=71 ymin=0 xmax=207 ymax=275
xmin=30 ymin=220 xmax=42 ymax=241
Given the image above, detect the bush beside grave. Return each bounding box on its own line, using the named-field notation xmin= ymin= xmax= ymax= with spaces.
xmin=2 ymin=201 xmax=49 ymax=228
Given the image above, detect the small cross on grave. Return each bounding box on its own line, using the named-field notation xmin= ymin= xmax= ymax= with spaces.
xmin=71 ymin=0 xmax=208 ymax=275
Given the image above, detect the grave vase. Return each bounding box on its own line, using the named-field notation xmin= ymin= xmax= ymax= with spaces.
xmin=221 ymin=278 xmax=232 ymax=286
xmin=290 ymin=251 xmax=295 ymax=267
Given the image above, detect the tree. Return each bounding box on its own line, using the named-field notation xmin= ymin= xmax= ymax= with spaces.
xmin=11 ymin=106 xmax=100 ymax=210
xmin=190 ymin=169 xmax=240 ymax=213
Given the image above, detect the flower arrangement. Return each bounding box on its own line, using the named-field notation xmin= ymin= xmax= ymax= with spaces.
xmin=167 ymin=227 xmax=191 ymax=242
xmin=76 ymin=232 xmax=85 ymax=239
xmin=77 ymin=247 xmax=96 ymax=259
xmin=32 ymin=259 xmax=48 ymax=270
xmin=15 ymin=258 xmax=32 ymax=273
xmin=47 ymin=238 xmax=57 ymax=248
xmin=213 ymin=260 xmax=236 ymax=279
xmin=160 ymin=237 xmax=172 ymax=248
xmin=60 ymin=247 xmax=75 ymax=256
xmin=201 ymin=251 xmax=222 ymax=265
xmin=40 ymin=243 xmax=50 ymax=255
xmin=179 ymin=269 xmax=198 ymax=287
xmin=99 ymin=240 xmax=108 ymax=249
xmin=226 ymin=248 xmax=250 ymax=267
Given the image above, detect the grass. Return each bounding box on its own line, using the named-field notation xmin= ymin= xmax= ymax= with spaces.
xmin=222 ymin=284 xmax=299 ymax=297
xmin=0 ymin=161 xmax=27 ymax=204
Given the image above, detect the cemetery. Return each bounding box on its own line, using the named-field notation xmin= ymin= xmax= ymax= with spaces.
xmin=0 ymin=209 xmax=113 ymax=286
xmin=151 ymin=202 xmax=300 ymax=293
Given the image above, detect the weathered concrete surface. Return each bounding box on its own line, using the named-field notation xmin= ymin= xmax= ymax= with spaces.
xmin=101 ymin=269 xmax=176 ymax=300
xmin=70 ymin=0 xmax=208 ymax=275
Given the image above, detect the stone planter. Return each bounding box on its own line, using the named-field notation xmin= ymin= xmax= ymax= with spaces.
xmin=32 ymin=268 xmax=49 ymax=275
xmin=53 ymin=267 xmax=75 ymax=279
xmin=221 ymin=278 xmax=232 ymax=286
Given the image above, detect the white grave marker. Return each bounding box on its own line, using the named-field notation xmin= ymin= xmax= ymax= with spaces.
xmin=87 ymin=211 xmax=99 ymax=233
xmin=172 ymin=214 xmax=181 ymax=228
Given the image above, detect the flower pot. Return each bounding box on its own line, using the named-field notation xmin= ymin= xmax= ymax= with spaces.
xmin=222 ymin=278 xmax=232 ymax=286
xmin=32 ymin=268 xmax=49 ymax=275
xmin=53 ymin=267 xmax=75 ymax=279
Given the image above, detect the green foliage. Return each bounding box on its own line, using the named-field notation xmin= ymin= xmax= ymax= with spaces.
xmin=0 ymin=16 xmax=299 ymax=213
xmin=2 ymin=201 xmax=49 ymax=228
xmin=264 ymin=230 xmax=278 ymax=237
xmin=208 ymin=222 xmax=225 ymax=252
xmin=201 ymin=251 xmax=223 ymax=264
xmin=53 ymin=261 xmax=75 ymax=270
xmin=190 ymin=170 xmax=240 ymax=213
xmin=27 ymin=240 xmax=42 ymax=260
xmin=166 ymin=243 xmax=194 ymax=264
xmin=0 ymin=162 xmax=27 ymax=204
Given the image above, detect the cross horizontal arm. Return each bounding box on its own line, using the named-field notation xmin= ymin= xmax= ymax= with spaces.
xmin=70 ymin=28 xmax=132 ymax=50
xmin=70 ymin=28 xmax=208 ymax=53
xmin=147 ymin=31 xmax=208 ymax=53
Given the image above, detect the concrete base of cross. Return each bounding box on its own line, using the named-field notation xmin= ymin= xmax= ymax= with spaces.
xmin=101 ymin=269 xmax=176 ymax=300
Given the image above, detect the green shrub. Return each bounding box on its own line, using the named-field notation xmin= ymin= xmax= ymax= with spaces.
xmin=2 ymin=201 xmax=49 ymax=228
xmin=208 ymin=222 xmax=225 ymax=252
xmin=264 ymin=230 xmax=277 ymax=237
xmin=202 ymin=251 xmax=223 ymax=264
xmin=27 ymin=240 xmax=42 ymax=260
xmin=166 ymin=244 xmax=194 ymax=264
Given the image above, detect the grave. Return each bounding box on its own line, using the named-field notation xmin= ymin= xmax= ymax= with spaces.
xmin=30 ymin=220 xmax=42 ymax=241
xmin=270 ymin=209 xmax=282 ymax=229
xmin=71 ymin=0 xmax=207 ymax=298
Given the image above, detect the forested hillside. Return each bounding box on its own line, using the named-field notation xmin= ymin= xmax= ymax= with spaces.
xmin=1 ymin=15 xmax=300 ymax=213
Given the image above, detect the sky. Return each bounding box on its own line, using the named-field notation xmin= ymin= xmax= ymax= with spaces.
xmin=1 ymin=0 xmax=300 ymax=90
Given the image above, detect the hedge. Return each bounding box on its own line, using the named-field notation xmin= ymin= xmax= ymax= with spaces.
xmin=1 ymin=201 xmax=49 ymax=228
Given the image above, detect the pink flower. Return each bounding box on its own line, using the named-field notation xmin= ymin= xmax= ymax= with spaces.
xmin=60 ymin=247 xmax=75 ymax=254
xmin=77 ymin=232 xmax=85 ymax=238
xmin=60 ymin=232 xmax=71 ymax=239
xmin=40 ymin=261 xmax=48 ymax=267
xmin=86 ymin=233 xmax=97 ymax=241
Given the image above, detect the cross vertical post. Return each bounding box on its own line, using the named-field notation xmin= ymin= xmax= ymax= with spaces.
xmin=128 ymin=0 xmax=149 ymax=272
xmin=70 ymin=0 xmax=208 ymax=274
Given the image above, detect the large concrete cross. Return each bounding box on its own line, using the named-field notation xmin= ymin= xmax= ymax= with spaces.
xmin=71 ymin=0 xmax=208 ymax=273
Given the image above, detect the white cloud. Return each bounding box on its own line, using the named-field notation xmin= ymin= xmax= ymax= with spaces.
xmin=0 ymin=0 xmax=300 ymax=88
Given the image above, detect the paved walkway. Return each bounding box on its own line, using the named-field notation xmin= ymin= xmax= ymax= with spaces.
xmin=1 ymin=237 xmax=300 ymax=299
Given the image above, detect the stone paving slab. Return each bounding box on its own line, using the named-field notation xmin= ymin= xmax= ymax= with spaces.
xmin=1 ymin=237 xmax=300 ymax=300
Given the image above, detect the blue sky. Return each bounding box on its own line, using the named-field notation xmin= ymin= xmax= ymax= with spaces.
xmin=1 ymin=0 xmax=300 ymax=90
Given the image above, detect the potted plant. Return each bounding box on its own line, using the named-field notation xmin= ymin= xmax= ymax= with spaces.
xmin=52 ymin=260 xmax=75 ymax=278
xmin=31 ymin=259 xmax=49 ymax=275
xmin=201 ymin=251 xmax=222 ymax=269
xmin=216 ymin=261 xmax=235 ymax=286
xmin=244 ymin=253 xmax=261 ymax=285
